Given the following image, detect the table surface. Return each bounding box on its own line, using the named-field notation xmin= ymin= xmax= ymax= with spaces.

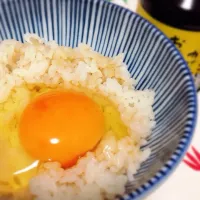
xmin=110 ymin=0 xmax=200 ymax=199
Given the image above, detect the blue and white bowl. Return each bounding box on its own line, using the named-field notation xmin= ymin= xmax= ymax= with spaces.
xmin=0 ymin=0 xmax=197 ymax=199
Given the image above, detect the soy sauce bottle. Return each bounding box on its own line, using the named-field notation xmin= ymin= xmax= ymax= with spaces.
xmin=137 ymin=0 xmax=200 ymax=89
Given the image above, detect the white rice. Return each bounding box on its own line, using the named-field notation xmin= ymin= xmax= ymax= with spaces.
xmin=0 ymin=34 xmax=155 ymax=200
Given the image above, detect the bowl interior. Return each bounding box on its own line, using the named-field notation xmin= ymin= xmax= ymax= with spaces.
xmin=0 ymin=0 xmax=197 ymax=199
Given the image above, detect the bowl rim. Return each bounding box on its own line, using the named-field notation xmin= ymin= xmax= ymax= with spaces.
xmin=95 ymin=0 xmax=197 ymax=199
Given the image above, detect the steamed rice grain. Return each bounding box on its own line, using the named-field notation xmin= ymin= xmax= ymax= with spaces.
xmin=0 ymin=34 xmax=155 ymax=200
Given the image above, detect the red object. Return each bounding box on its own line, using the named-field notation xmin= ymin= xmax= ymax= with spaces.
xmin=183 ymin=146 xmax=200 ymax=171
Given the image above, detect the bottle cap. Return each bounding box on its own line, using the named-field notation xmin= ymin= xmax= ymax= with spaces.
xmin=141 ymin=0 xmax=200 ymax=31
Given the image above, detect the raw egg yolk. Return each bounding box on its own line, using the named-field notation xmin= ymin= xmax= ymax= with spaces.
xmin=19 ymin=91 xmax=105 ymax=167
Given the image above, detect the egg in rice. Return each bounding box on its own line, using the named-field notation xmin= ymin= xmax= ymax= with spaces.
xmin=0 ymin=34 xmax=155 ymax=200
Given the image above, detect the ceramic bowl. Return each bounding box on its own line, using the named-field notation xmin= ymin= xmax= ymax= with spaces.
xmin=0 ymin=0 xmax=197 ymax=199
